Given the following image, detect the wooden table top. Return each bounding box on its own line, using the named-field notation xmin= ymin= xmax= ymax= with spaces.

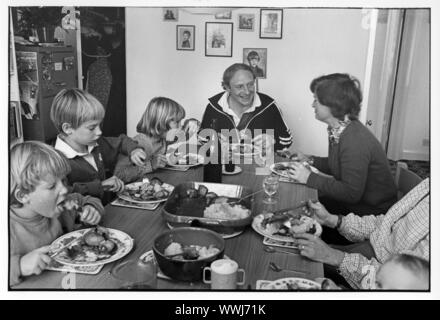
xmin=14 ymin=159 xmax=323 ymax=290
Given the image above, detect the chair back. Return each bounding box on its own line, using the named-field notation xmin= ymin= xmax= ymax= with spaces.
xmin=395 ymin=161 xmax=423 ymax=200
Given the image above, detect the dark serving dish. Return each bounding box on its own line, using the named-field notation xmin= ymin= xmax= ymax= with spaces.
xmin=161 ymin=182 xmax=254 ymax=236
xmin=153 ymin=227 xmax=225 ymax=282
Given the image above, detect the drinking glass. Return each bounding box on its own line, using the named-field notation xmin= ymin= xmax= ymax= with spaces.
xmin=262 ymin=175 xmax=279 ymax=204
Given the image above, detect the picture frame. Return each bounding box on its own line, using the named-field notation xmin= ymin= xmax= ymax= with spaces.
xmin=163 ymin=8 xmax=178 ymax=21
xmin=177 ymin=25 xmax=195 ymax=51
xmin=215 ymin=10 xmax=232 ymax=19
xmin=205 ymin=22 xmax=233 ymax=57
xmin=243 ymin=48 xmax=267 ymax=79
xmin=259 ymin=9 xmax=283 ymax=39
xmin=237 ymin=14 xmax=255 ymax=32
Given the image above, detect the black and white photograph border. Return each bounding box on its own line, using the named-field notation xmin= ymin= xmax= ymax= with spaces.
xmin=1 ymin=0 xmax=439 ymax=303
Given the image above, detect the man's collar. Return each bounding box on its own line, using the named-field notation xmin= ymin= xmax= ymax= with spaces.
xmin=54 ymin=135 xmax=98 ymax=159
xmin=218 ymin=91 xmax=261 ymax=116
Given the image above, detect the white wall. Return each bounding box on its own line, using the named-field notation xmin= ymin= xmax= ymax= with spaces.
xmin=126 ymin=8 xmax=370 ymax=156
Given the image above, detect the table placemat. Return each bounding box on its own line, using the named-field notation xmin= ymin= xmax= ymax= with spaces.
xmin=263 ymin=237 xmax=299 ymax=249
xmin=111 ymin=198 xmax=161 ymax=211
xmin=256 ymin=280 xmax=273 ymax=290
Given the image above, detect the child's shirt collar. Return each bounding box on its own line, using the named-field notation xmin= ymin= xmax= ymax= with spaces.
xmin=54 ymin=135 xmax=98 ymax=159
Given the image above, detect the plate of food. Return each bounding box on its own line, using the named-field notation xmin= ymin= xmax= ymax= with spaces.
xmin=167 ymin=153 xmax=204 ymax=168
xmin=118 ymin=178 xmax=174 ymax=204
xmin=263 ymin=277 xmax=321 ymax=290
xmin=252 ymin=212 xmax=322 ymax=243
xmin=230 ymin=143 xmax=261 ymax=157
xmin=270 ymin=162 xmax=319 ymax=180
xmin=50 ymin=226 xmax=134 ymax=267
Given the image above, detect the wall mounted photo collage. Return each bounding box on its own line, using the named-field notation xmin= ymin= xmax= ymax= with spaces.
xmin=164 ymin=8 xmax=283 ymax=79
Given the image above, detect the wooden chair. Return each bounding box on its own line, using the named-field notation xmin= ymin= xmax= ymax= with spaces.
xmin=395 ymin=161 xmax=423 ymax=200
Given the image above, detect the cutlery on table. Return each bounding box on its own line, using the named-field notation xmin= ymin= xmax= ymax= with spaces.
xmin=49 ymin=228 xmax=94 ymax=258
xmin=264 ymin=246 xmax=299 ymax=255
xmin=268 ymin=262 xmax=307 ymax=276
xmin=228 ymin=189 xmax=264 ymax=205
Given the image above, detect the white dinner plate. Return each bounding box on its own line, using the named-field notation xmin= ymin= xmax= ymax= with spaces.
xmin=118 ymin=181 xmax=174 ymax=204
xmin=263 ymin=277 xmax=321 ymax=290
xmin=51 ymin=227 xmax=134 ymax=267
xmin=166 ymin=153 xmax=204 ymax=169
xmin=270 ymin=161 xmax=319 ymax=180
xmin=252 ymin=213 xmax=322 ymax=243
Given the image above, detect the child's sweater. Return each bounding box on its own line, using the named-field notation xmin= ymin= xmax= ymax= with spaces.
xmin=9 ymin=193 xmax=104 ymax=286
xmin=114 ymin=133 xmax=166 ymax=183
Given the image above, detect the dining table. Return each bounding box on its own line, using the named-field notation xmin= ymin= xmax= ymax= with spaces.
xmin=13 ymin=156 xmax=324 ymax=290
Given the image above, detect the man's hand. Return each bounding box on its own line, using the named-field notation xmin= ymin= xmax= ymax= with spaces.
xmin=102 ymin=176 xmax=124 ymax=193
xmin=20 ymin=246 xmax=52 ymax=277
xmin=303 ymin=200 xmax=338 ymax=228
xmin=293 ymin=233 xmax=345 ymax=267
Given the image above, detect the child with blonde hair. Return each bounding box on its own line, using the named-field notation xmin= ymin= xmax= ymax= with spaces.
xmin=9 ymin=141 xmax=104 ymax=286
xmin=114 ymin=97 xmax=194 ymax=182
xmin=51 ymin=88 xmax=147 ymax=203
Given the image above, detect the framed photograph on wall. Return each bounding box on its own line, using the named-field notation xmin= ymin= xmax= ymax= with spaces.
xmin=243 ymin=48 xmax=267 ymax=79
xmin=238 ymin=14 xmax=255 ymax=32
xmin=163 ymin=8 xmax=178 ymax=21
xmin=259 ymin=9 xmax=283 ymax=39
xmin=177 ymin=25 xmax=195 ymax=51
xmin=205 ymin=22 xmax=233 ymax=57
xmin=215 ymin=10 xmax=232 ymax=19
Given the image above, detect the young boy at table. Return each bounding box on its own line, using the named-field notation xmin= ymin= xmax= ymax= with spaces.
xmin=9 ymin=141 xmax=105 ymax=286
xmin=50 ymin=88 xmax=147 ymax=203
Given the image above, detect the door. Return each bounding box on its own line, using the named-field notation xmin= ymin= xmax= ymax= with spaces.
xmin=386 ymin=9 xmax=430 ymax=161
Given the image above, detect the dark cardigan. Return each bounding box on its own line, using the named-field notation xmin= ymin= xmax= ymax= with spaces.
xmin=64 ymin=135 xmax=140 ymax=203
xmin=307 ymin=120 xmax=397 ymax=216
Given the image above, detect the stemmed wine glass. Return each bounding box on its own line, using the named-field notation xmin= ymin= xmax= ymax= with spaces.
xmin=262 ymin=175 xmax=279 ymax=204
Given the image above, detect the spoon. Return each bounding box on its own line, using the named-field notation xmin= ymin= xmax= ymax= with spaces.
xmin=264 ymin=246 xmax=299 ymax=255
xmin=269 ymin=262 xmax=307 ymax=275
xmin=228 ymin=189 xmax=264 ymax=205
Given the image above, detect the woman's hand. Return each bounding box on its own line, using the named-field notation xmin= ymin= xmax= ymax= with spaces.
xmin=79 ymin=205 xmax=101 ymax=225
xmin=20 ymin=246 xmax=52 ymax=276
xmin=293 ymin=233 xmax=345 ymax=267
xmin=288 ymin=161 xmax=311 ymax=184
xmin=102 ymin=176 xmax=125 ymax=193
xmin=303 ymin=200 xmax=337 ymax=228
xmin=130 ymin=148 xmax=147 ymax=166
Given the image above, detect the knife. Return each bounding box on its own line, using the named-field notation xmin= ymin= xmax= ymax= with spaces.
xmin=49 ymin=228 xmax=94 ymax=258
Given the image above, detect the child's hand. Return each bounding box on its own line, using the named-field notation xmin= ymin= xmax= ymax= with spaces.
xmin=130 ymin=148 xmax=147 ymax=166
xmin=102 ymin=176 xmax=124 ymax=193
xmin=79 ymin=205 xmax=101 ymax=225
xmin=152 ymin=154 xmax=168 ymax=170
xmin=20 ymin=246 xmax=52 ymax=277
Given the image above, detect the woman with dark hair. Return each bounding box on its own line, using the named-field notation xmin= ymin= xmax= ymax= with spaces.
xmin=288 ymin=73 xmax=397 ymax=243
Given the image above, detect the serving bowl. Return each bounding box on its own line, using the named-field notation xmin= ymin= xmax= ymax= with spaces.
xmin=162 ymin=182 xmax=254 ymax=237
xmin=152 ymin=227 xmax=225 ymax=282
